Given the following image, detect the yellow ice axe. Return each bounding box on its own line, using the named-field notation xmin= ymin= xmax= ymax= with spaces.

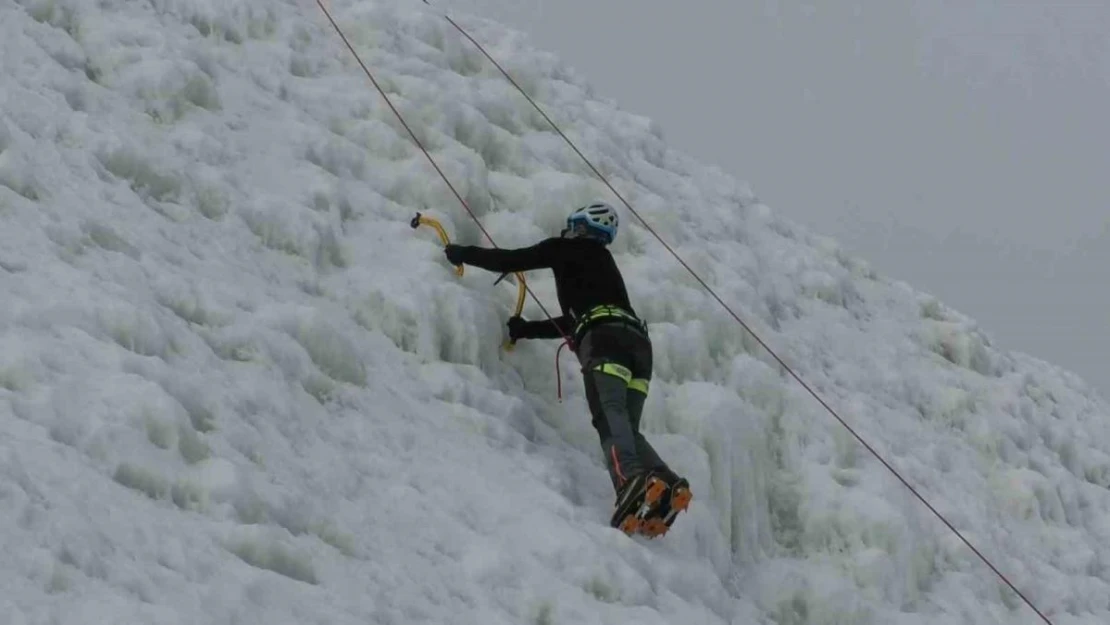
xmin=410 ymin=212 xmax=528 ymax=351
xmin=494 ymin=270 xmax=528 ymax=351
xmin=410 ymin=212 xmax=463 ymax=276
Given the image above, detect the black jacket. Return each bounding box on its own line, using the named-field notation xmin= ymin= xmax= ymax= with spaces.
xmin=452 ymin=237 xmax=639 ymax=340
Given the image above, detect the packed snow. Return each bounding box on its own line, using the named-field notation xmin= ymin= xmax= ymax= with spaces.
xmin=1 ymin=0 xmax=1109 ymax=623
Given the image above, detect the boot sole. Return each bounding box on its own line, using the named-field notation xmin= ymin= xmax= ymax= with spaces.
xmin=664 ymin=483 xmax=693 ymax=525
xmin=617 ymin=515 xmax=641 ymax=535
xmin=639 ymin=480 xmax=693 ymax=539
xmin=636 ymin=477 xmax=669 ymax=518
xmin=613 ymin=476 xmax=669 ymax=536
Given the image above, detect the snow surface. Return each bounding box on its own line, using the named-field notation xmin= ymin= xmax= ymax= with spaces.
xmin=1 ymin=0 xmax=1109 ymax=623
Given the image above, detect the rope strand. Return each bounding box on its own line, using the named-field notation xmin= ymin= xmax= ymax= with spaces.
xmin=314 ymin=0 xmax=573 ymax=347
xmin=320 ymin=2 xmax=1052 ymax=623
xmin=414 ymin=3 xmax=1052 ymax=623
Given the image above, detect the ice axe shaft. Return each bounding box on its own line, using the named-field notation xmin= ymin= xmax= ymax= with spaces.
xmin=410 ymin=212 xmax=463 ymax=276
xmin=409 ymin=212 xmax=527 ymax=351
xmin=495 ymin=273 xmax=527 ymax=351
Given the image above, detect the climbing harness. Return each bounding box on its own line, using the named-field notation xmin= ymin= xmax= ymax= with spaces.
xmin=552 ymin=305 xmax=647 ymax=402
xmin=572 ymin=305 xmax=647 ymax=342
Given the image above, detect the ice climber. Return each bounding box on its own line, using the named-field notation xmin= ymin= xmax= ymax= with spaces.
xmin=443 ymin=202 xmax=693 ymax=537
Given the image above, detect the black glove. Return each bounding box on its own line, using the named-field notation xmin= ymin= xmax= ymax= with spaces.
xmin=444 ymin=244 xmax=467 ymax=266
xmin=506 ymin=315 xmax=529 ymax=341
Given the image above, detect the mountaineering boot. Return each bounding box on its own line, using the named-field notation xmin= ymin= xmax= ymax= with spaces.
xmin=636 ymin=471 xmax=693 ymax=539
xmin=610 ymin=471 xmax=673 ymax=536
xmin=610 ymin=472 xmax=651 ymax=535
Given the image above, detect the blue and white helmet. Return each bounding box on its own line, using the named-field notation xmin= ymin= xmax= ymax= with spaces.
xmin=565 ymin=202 xmax=618 ymax=244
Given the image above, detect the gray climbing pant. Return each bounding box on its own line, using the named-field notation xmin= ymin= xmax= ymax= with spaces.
xmin=575 ymin=322 xmax=671 ymax=491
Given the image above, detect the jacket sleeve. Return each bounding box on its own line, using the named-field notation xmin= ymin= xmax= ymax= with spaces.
xmin=456 ymin=239 xmax=559 ymax=274
xmin=517 ymin=315 xmax=574 ymax=340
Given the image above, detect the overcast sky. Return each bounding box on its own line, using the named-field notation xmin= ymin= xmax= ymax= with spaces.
xmin=445 ymin=0 xmax=1110 ymax=397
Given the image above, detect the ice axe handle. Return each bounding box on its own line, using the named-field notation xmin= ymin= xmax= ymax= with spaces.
xmin=411 ymin=212 xmax=463 ymax=276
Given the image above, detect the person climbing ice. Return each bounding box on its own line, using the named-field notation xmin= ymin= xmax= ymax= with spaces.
xmin=443 ymin=201 xmax=692 ymax=537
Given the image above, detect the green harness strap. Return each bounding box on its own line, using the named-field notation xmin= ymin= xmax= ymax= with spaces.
xmin=580 ymin=305 xmax=650 ymax=394
xmin=573 ymin=304 xmax=644 ymax=337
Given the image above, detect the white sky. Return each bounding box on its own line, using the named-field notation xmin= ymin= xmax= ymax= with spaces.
xmin=444 ymin=0 xmax=1110 ymax=397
